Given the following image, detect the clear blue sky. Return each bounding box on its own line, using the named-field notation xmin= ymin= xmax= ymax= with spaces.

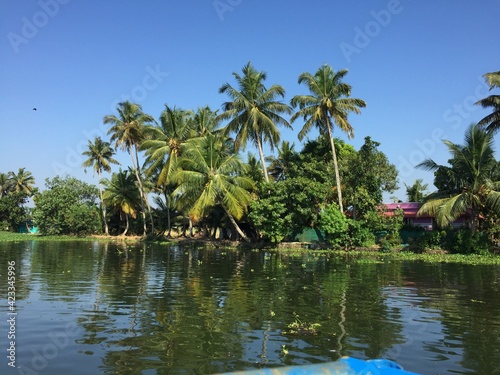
xmin=1 ymin=0 xmax=499 ymax=201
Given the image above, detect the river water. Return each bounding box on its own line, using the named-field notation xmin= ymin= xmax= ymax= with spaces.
xmin=1 ymin=241 xmax=499 ymax=374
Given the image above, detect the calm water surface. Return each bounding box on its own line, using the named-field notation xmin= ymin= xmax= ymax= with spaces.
xmin=1 ymin=241 xmax=499 ymax=375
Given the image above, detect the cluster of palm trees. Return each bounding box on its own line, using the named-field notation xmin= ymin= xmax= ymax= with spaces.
xmin=83 ymin=65 xmax=499 ymax=239
xmin=82 ymin=62 xmax=366 ymax=237
xmin=0 ymin=168 xmax=36 ymax=198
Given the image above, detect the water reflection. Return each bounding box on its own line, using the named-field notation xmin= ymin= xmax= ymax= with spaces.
xmin=0 ymin=242 xmax=499 ymax=374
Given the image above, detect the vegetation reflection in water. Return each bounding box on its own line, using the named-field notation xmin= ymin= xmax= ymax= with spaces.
xmin=1 ymin=241 xmax=499 ymax=375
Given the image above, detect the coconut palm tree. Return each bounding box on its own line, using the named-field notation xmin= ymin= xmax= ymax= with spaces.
xmin=266 ymin=141 xmax=297 ymax=182
xmin=104 ymin=101 xmax=155 ymax=235
xmin=102 ymin=169 xmax=141 ymax=236
xmin=82 ymin=136 xmax=120 ymax=235
xmin=404 ymin=179 xmax=428 ymax=202
xmin=290 ymin=65 xmax=366 ymax=213
xmin=218 ymin=62 xmax=293 ymax=182
xmin=417 ymin=123 xmax=500 ymax=231
xmin=8 ymin=168 xmax=35 ymax=195
xmin=476 ymin=71 xmax=500 ymax=133
xmin=173 ymin=134 xmax=255 ymax=240
xmin=0 ymin=173 xmax=13 ymax=198
xmin=192 ymin=106 xmax=221 ymax=136
xmin=141 ymin=105 xmax=194 ymax=236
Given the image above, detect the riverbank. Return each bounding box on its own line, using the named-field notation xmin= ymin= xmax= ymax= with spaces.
xmin=2 ymin=231 xmax=499 ymax=265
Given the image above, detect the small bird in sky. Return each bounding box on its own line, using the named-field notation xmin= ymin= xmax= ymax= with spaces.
xmin=32 ymin=108 xmax=37 ymax=111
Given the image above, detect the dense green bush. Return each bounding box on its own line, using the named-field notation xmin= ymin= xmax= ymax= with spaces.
xmin=346 ymin=220 xmax=376 ymax=248
xmin=446 ymin=229 xmax=491 ymax=254
xmin=318 ymin=204 xmax=349 ymax=248
xmin=33 ymin=176 xmax=102 ymax=235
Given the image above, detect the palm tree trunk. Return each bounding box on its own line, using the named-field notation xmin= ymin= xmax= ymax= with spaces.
xmin=221 ymin=204 xmax=249 ymax=241
xmin=256 ymin=133 xmax=270 ymax=183
xmin=327 ymin=122 xmax=344 ymax=213
xmin=164 ymin=191 xmax=172 ymax=237
xmin=97 ymin=171 xmax=109 ymax=235
xmin=122 ymin=213 xmax=129 ymax=236
xmin=134 ymin=148 xmax=155 ymax=234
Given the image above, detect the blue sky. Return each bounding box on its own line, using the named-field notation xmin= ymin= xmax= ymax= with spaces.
xmin=1 ymin=0 xmax=499 ymax=201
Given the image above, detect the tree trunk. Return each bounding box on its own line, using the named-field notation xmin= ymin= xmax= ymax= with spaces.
xmin=256 ymin=133 xmax=270 ymax=183
xmin=122 ymin=213 xmax=129 ymax=236
xmin=221 ymin=204 xmax=249 ymax=241
xmin=327 ymin=123 xmax=344 ymax=213
xmin=97 ymin=171 xmax=109 ymax=235
xmin=134 ymin=148 xmax=155 ymax=234
xmin=130 ymin=149 xmax=148 ymax=236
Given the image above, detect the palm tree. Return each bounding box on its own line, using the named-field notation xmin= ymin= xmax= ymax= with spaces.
xmin=290 ymin=64 xmax=366 ymax=213
xmin=476 ymin=71 xmax=500 ymax=133
xmin=82 ymin=136 xmax=120 ymax=235
xmin=104 ymin=101 xmax=155 ymax=235
xmin=8 ymin=168 xmax=35 ymax=195
xmin=404 ymin=179 xmax=428 ymax=202
xmin=102 ymin=169 xmax=141 ymax=236
xmin=417 ymin=123 xmax=500 ymax=232
xmin=218 ymin=62 xmax=293 ymax=182
xmin=173 ymin=134 xmax=255 ymax=240
xmin=141 ymin=105 xmax=194 ymax=236
xmin=192 ymin=106 xmax=221 ymax=136
xmin=266 ymin=141 xmax=297 ymax=181
xmin=0 ymin=173 xmax=13 ymax=197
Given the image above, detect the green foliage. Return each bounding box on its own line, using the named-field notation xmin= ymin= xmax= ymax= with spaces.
xmin=343 ymin=137 xmax=399 ymax=217
xmin=446 ymin=229 xmax=491 ymax=255
xmin=33 ymin=176 xmax=101 ymax=235
xmin=346 ymin=220 xmax=376 ymax=248
xmin=0 ymin=192 xmax=28 ymax=231
xmin=318 ymin=204 xmax=349 ymax=248
xmin=248 ymin=183 xmax=291 ymax=243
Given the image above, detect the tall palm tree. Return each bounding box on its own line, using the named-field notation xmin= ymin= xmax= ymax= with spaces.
xmin=266 ymin=141 xmax=297 ymax=181
xmin=8 ymin=168 xmax=35 ymax=195
xmin=417 ymin=123 xmax=500 ymax=231
xmin=173 ymin=134 xmax=255 ymax=240
xmin=218 ymin=62 xmax=293 ymax=182
xmin=102 ymin=169 xmax=141 ymax=236
xmin=104 ymin=101 xmax=155 ymax=235
xmin=141 ymin=105 xmax=194 ymax=236
xmin=82 ymin=136 xmax=120 ymax=235
xmin=290 ymin=65 xmax=366 ymax=213
xmin=476 ymin=71 xmax=500 ymax=133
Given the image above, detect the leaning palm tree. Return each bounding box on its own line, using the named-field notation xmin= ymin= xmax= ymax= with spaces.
xmin=290 ymin=65 xmax=366 ymax=213
xmin=417 ymin=123 xmax=500 ymax=232
xmin=141 ymin=105 xmax=194 ymax=235
xmin=218 ymin=62 xmax=293 ymax=182
xmin=82 ymin=136 xmax=120 ymax=235
xmin=104 ymin=101 xmax=155 ymax=235
xmin=102 ymin=169 xmax=141 ymax=236
xmin=476 ymin=71 xmax=500 ymax=133
xmin=8 ymin=168 xmax=35 ymax=195
xmin=173 ymin=134 xmax=255 ymax=240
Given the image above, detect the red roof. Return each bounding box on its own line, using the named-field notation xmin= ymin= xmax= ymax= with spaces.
xmin=382 ymin=202 xmax=430 ymax=218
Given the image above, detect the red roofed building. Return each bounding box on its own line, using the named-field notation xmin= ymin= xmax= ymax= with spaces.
xmin=382 ymin=202 xmax=468 ymax=230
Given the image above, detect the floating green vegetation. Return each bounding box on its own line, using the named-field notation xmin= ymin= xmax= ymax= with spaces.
xmin=0 ymin=231 xmax=138 ymax=243
xmin=282 ymin=313 xmax=321 ymax=336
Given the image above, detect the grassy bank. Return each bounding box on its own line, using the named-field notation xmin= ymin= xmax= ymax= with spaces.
xmin=0 ymin=231 xmax=141 ymax=243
